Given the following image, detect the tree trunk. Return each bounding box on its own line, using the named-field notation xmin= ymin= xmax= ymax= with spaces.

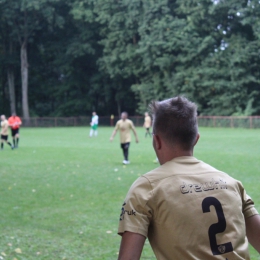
xmin=7 ymin=68 xmax=16 ymax=114
xmin=21 ymin=42 xmax=30 ymax=119
xmin=117 ymin=100 xmax=121 ymax=116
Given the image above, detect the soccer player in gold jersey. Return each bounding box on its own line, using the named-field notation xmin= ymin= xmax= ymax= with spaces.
xmin=110 ymin=112 xmax=139 ymax=165
xmin=117 ymin=96 xmax=260 ymax=260
xmin=143 ymin=112 xmax=152 ymax=137
xmin=1 ymin=115 xmax=14 ymax=150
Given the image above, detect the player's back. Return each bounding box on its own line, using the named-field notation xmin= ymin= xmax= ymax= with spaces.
xmin=143 ymin=156 xmax=254 ymax=260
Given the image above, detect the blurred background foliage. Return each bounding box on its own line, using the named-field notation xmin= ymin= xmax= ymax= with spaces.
xmin=0 ymin=0 xmax=260 ymax=117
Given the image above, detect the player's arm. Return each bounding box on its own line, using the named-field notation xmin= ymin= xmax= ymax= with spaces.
xmin=246 ymin=214 xmax=260 ymax=253
xmin=132 ymin=127 xmax=139 ymax=143
xmin=110 ymin=129 xmax=118 ymax=141
xmin=8 ymin=120 xmax=13 ymax=127
xmin=110 ymin=122 xmax=119 ymax=141
xmin=17 ymin=117 xmax=22 ymax=126
xmin=118 ymin=231 xmax=146 ymax=260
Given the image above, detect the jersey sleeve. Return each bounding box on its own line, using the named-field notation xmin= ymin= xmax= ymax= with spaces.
xmin=129 ymin=120 xmax=135 ymax=130
xmin=118 ymin=176 xmax=153 ymax=238
xmin=114 ymin=121 xmax=120 ymax=131
xmin=239 ymin=182 xmax=259 ymax=218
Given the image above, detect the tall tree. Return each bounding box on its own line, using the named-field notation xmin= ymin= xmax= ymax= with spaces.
xmin=0 ymin=0 xmax=65 ymax=119
xmin=0 ymin=4 xmax=19 ymax=115
xmin=175 ymin=0 xmax=260 ymax=115
xmin=1 ymin=0 xmax=259 ymax=117
xmin=70 ymin=0 xmax=137 ymax=116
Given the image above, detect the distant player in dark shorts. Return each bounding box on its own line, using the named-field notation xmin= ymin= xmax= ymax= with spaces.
xmin=120 ymin=142 xmax=130 ymax=162
xmin=1 ymin=115 xmax=13 ymax=150
xmin=8 ymin=113 xmax=22 ymax=148
xmin=143 ymin=112 xmax=152 ymax=137
xmin=110 ymin=112 xmax=139 ymax=165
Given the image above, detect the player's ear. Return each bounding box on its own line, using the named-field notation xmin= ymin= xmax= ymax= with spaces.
xmin=153 ymin=134 xmax=162 ymax=150
xmin=194 ymin=133 xmax=200 ymax=146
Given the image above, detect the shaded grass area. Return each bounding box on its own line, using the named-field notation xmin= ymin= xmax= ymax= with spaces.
xmin=0 ymin=127 xmax=259 ymax=259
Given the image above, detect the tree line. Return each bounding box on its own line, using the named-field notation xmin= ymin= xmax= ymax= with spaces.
xmin=0 ymin=0 xmax=260 ymax=119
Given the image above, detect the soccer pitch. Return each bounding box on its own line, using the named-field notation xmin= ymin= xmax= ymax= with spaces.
xmin=0 ymin=126 xmax=260 ymax=260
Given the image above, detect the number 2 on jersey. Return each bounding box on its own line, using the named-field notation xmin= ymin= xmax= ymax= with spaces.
xmin=202 ymin=197 xmax=233 ymax=255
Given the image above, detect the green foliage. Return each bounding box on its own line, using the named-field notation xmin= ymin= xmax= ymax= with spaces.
xmin=1 ymin=0 xmax=260 ymax=116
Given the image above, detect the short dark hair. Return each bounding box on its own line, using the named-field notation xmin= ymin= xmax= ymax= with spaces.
xmin=150 ymin=96 xmax=198 ymax=150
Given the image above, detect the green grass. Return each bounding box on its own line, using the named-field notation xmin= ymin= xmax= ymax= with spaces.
xmin=0 ymin=127 xmax=260 ymax=260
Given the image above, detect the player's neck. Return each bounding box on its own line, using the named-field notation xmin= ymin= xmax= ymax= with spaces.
xmin=157 ymin=144 xmax=194 ymax=165
xmin=159 ymin=153 xmax=193 ymax=165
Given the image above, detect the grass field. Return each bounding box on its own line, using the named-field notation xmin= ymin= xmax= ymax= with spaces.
xmin=0 ymin=126 xmax=260 ymax=260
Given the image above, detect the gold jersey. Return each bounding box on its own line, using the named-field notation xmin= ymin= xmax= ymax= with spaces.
xmin=115 ymin=119 xmax=135 ymax=143
xmin=144 ymin=115 xmax=151 ymax=128
xmin=118 ymin=156 xmax=258 ymax=260
xmin=1 ymin=119 xmax=9 ymax=135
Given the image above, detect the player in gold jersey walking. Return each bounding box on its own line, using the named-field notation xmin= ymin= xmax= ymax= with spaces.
xmin=110 ymin=112 xmax=139 ymax=165
xmin=117 ymin=96 xmax=260 ymax=260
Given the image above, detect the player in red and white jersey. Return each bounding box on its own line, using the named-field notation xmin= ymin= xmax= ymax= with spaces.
xmin=8 ymin=113 xmax=22 ymax=148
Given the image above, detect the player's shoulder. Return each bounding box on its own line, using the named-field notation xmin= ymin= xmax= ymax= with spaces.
xmin=127 ymin=175 xmax=154 ymax=198
xmin=126 ymin=119 xmax=134 ymax=125
xmin=142 ymin=156 xmax=237 ymax=184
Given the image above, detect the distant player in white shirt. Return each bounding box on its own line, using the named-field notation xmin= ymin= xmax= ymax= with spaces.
xmin=117 ymin=96 xmax=260 ymax=260
xmin=89 ymin=112 xmax=99 ymax=137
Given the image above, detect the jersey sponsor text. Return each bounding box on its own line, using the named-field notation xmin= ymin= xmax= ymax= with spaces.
xmin=180 ymin=178 xmax=227 ymax=194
